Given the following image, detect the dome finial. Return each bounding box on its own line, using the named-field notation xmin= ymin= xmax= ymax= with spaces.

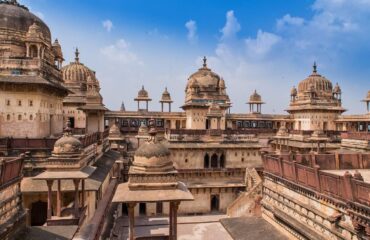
xmin=75 ymin=48 xmax=80 ymax=63
xmin=203 ymin=56 xmax=207 ymax=68
xmin=313 ymin=61 xmax=317 ymax=73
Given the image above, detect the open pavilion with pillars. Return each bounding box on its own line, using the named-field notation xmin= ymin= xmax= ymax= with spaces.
xmin=34 ymin=167 xmax=95 ymax=224
xmin=112 ymin=121 xmax=193 ymax=240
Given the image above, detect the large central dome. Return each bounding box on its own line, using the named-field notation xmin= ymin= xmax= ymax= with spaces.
xmin=188 ymin=60 xmax=222 ymax=88
xmin=184 ymin=57 xmax=230 ymax=108
xmin=297 ymin=63 xmax=333 ymax=98
xmin=0 ymin=1 xmax=51 ymax=41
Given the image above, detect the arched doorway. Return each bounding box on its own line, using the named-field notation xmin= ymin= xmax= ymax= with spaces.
xmin=211 ymin=154 xmax=218 ymax=168
xmin=206 ymin=119 xmax=210 ymax=130
xmin=220 ymin=154 xmax=225 ymax=168
xmin=210 ymin=195 xmax=220 ymax=212
xmin=31 ymin=201 xmax=47 ymax=226
xmin=204 ymin=153 xmax=210 ymax=169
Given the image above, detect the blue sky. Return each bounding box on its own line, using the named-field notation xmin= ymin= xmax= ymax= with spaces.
xmin=21 ymin=0 xmax=370 ymax=114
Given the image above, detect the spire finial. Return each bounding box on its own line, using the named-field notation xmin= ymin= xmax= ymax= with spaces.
xmin=203 ymin=56 xmax=207 ymax=68
xmin=313 ymin=61 xmax=317 ymax=73
xmin=75 ymin=48 xmax=80 ymax=62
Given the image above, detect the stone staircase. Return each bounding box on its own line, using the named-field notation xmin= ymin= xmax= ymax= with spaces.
xmin=226 ymin=168 xmax=263 ymax=218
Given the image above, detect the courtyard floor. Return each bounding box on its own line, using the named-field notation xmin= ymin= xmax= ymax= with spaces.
xmin=111 ymin=214 xmax=233 ymax=240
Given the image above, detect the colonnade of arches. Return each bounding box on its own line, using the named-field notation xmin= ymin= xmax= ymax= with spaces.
xmin=204 ymin=152 xmax=225 ymax=169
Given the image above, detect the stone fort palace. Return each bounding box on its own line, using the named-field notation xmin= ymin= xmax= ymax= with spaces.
xmin=0 ymin=1 xmax=369 ymax=240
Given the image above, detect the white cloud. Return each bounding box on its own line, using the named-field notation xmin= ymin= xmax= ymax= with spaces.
xmin=185 ymin=20 xmax=198 ymax=44
xmin=277 ymin=14 xmax=304 ymax=29
xmin=221 ymin=10 xmax=241 ymax=39
xmin=100 ymin=38 xmax=142 ymax=65
xmin=245 ymin=30 xmax=281 ymax=56
xmin=102 ymin=19 xmax=113 ymax=32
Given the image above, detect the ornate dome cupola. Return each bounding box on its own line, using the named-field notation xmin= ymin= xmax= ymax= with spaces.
xmin=291 ymin=86 xmax=297 ymax=101
xmin=183 ymin=56 xmax=230 ymax=110
xmin=362 ymin=90 xmax=370 ymax=113
xmin=160 ymin=87 xmax=173 ymax=112
xmin=52 ymin=39 xmax=64 ymax=69
xmin=297 ymin=62 xmax=334 ymax=100
xmin=247 ymin=90 xmax=265 ymax=114
xmin=134 ymin=86 xmax=152 ymax=111
xmin=333 ymin=83 xmax=342 ymax=101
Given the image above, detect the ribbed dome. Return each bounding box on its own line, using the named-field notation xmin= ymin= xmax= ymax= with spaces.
xmin=0 ymin=1 xmax=51 ymax=41
xmin=188 ymin=57 xmax=221 ymax=88
xmin=62 ymin=49 xmax=96 ymax=84
xmin=297 ymin=63 xmax=333 ymax=95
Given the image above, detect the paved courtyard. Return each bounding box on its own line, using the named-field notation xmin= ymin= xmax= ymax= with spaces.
xmin=111 ymin=214 xmax=233 ymax=240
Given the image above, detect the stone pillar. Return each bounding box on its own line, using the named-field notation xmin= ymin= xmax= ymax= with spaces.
xmin=46 ymin=180 xmax=54 ymax=220
xmin=81 ymin=179 xmax=85 ymax=208
xmin=137 ymin=101 xmax=140 ymax=111
xmin=57 ymin=180 xmax=62 ymax=217
xmin=161 ymin=103 xmax=164 ymax=112
xmin=73 ymin=179 xmax=80 ymax=218
xmin=146 ymin=101 xmax=148 ymax=111
xmin=169 ymin=103 xmax=172 ymax=113
xmin=173 ymin=202 xmax=179 ymax=240
xmin=169 ymin=202 xmax=173 ymax=240
xmin=128 ymin=203 xmax=136 ymax=240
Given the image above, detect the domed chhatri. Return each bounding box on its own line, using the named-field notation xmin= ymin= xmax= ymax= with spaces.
xmin=247 ymin=90 xmax=265 ymax=114
xmin=134 ymin=86 xmax=152 ymax=111
xmin=131 ymin=121 xmax=174 ymax=173
xmin=160 ymin=87 xmax=173 ymax=112
xmin=184 ymin=56 xmax=230 ymax=108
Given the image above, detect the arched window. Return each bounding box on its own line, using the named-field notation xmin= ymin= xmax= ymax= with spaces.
xmin=204 ymin=153 xmax=210 ymax=169
xmin=18 ymin=115 xmax=22 ymax=121
xmin=6 ymin=114 xmax=10 ymax=121
xmin=29 ymin=115 xmax=33 ymax=121
xmin=220 ymin=154 xmax=225 ymax=168
xmin=29 ymin=45 xmax=38 ymax=58
xmin=211 ymin=153 xmax=218 ymax=168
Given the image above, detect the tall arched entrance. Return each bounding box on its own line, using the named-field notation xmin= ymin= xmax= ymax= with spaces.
xmin=204 ymin=153 xmax=210 ymax=168
xmin=211 ymin=154 xmax=218 ymax=168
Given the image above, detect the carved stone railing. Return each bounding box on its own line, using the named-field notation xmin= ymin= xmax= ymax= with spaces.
xmin=341 ymin=132 xmax=370 ymax=141
xmin=263 ymin=155 xmax=370 ymax=205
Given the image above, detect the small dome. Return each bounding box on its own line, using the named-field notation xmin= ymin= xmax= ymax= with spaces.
xmin=53 ymin=134 xmax=82 ymax=154
xmin=52 ymin=39 xmax=63 ymax=59
xmin=291 ymin=86 xmax=297 ymax=96
xmin=160 ymin=87 xmax=172 ymax=102
xmin=133 ymin=134 xmax=173 ymax=173
xmin=249 ymin=90 xmax=262 ymax=102
xmin=62 ymin=49 xmax=96 ymax=84
xmin=136 ymin=86 xmax=150 ymax=99
xmin=333 ymin=83 xmax=341 ymax=94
